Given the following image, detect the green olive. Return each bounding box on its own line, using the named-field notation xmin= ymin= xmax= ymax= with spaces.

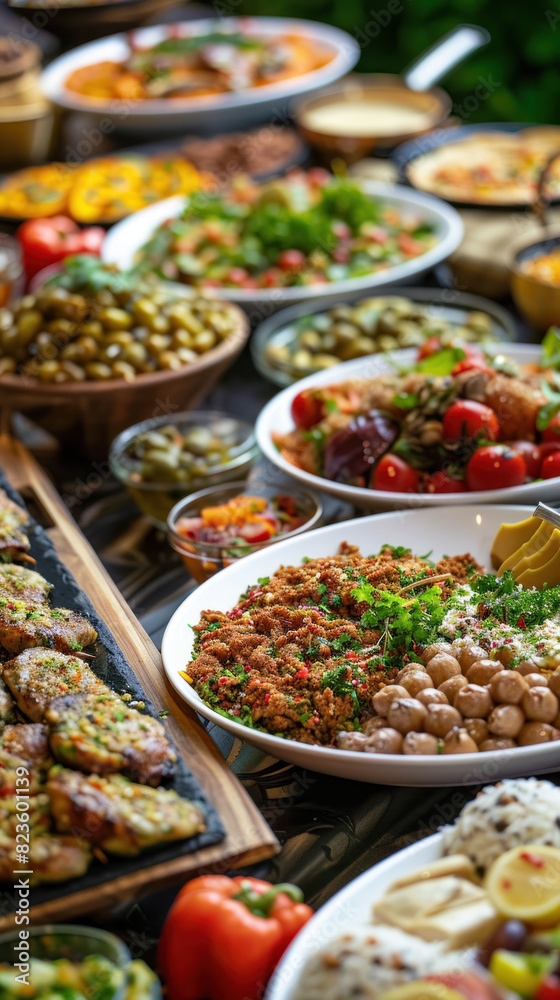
xmin=98 ymin=307 xmax=133 ymax=331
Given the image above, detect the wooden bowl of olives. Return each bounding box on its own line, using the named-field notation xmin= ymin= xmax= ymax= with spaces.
xmin=109 ymin=412 xmax=259 ymax=528
xmin=0 ymin=257 xmax=249 ymax=459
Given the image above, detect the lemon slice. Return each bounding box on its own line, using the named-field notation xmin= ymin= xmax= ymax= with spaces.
xmin=485 ymin=844 xmax=560 ymax=926
xmin=379 ymin=985 xmax=464 ymax=1000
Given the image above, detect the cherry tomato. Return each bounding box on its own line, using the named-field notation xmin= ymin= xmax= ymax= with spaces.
xmin=291 ymin=390 xmax=324 ymax=430
xmin=442 ymin=400 xmax=499 ymax=443
xmin=332 ymin=245 xmax=350 ymax=263
xmin=17 ymin=218 xmax=104 ymax=280
xmin=226 ymin=267 xmax=249 ymax=285
xmin=542 ymin=412 xmax=560 ymax=442
xmin=372 ymin=454 xmax=419 ymax=493
xmin=307 ymin=167 xmax=331 ymax=187
xmin=541 ymin=451 xmax=560 ymax=479
xmin=240 ymin=276 xmax=259 ymax=289
xmin=537 ymin=975 xmax=560 ymax=1000
xmin=278 ymin=249 xmax=306 ymax=271
xmin=423 ymin=470 xmax=467 ymax=494
xmin=332 ymin=221 xmax=351 ymax=240
xmin=261 ymin=267 xmax=282 ymax=288
xmin=508 ymin=440 xmax=542 ymax=479
xmin=417 ymin=336 xmax=442 ymax=360
xmin=465 ymin=445 xmax=527 ymax=492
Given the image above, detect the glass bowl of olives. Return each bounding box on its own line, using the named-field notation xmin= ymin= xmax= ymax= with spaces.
xmin=109 ymin=411 xmax=258 ymax=528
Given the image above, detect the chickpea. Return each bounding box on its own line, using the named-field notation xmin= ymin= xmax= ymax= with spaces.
xmin=466 ymin=659 xmax=502 ymax=685
xmin=456 ymin=645 xmax=488 ymax=671
xmin=495 ymin=646 xmax=517 ymax=666
xmin=548 ymin=670 xmax=560 ymax=696
xmin=425 ymin=653 xmax=461 ymax=687
xmin=396 ymin=663 xmax=427 ymax=682
xmin=386 ymin=698 xmax=427 ymax=735
xmin=362 ymin=716 xmax=389 ymax=735
xmin=421 ymin=642 xmax=453 ymax=665
xmin=521 ymin=686 xmax=559 ymax=723
xmin=518 ymin=722 xmax=560 ymax=746
xmin=337 ymin=731 xmax=369 ymax=750
xmin=416 ymin=688 xmax=448 ymax=707
xmin=487 ymin=704 xmax=525 ymax=738
xmin=524 ymin=673 xmax=548 ymax=688
xmin=424 ymin=703 xmax=462 ymax=737
xmin=400 ymin=671 xmax=434 ymax=697
xmin=402 ymin=732 xmax=439 ymax=755
xmin=517 ymin=659 xmax=539 ymax=676
xmin=442 ymin=728 xmax=479 ymax=753
xmin=363 ymin=727 xmax=404 ymax=755
xmin=464 ymin=718 xmax=489 ymax=745
xmin=489 ymin=670 xmax=529 ymax=705
xmin=438 ymin=675 xmax=469 ymax=701
xmin=479 ymin=737 xmax=517 ymax=752
xmin=455 ymin=684 xmax=493 ymax=719
xmin=372 ymin=685 xmax=409 ymax=717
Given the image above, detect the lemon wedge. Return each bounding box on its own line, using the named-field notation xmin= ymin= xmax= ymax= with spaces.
xmin=379 ymin=985 xmax=464 ymax=1000
xmin=485 ymin=844 xmax=560 ymax=926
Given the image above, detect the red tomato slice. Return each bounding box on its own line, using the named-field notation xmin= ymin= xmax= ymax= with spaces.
xmin=372 ymin=454 xmax=419 ymax=493
xmin=442 ymin=400 xmax=499 ymax=443
xmin=465 ymin=445 xmax=527 ymax=491
xmin=238 ymin=522 xmax=275 ymax=543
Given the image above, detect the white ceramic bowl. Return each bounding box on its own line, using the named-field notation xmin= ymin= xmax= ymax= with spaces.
xmin=40 ymin=17 xmax=360 ymax=134
xmin=256 ymin=342 xmax=560 ymax=510
xmin=102 ymin=181 xmax=464 ymax=317
xmin=161 ymin=503 xmax=560 ymax=786
xmin=266 ymin=831 xmax=445 ymax=1000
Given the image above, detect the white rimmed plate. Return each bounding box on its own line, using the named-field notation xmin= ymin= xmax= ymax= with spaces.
xmin=161 ymin=503 xmax=560 ymax=785
xmin=256 ymin=343 xmax=559 ymax=510
xmin=266 ymin=831 xmax=444 ymax=1000
xmin=40 ymin=17 xmax=360 ymax=133
xmin=101 ymin=181 xmax=464 ymax=315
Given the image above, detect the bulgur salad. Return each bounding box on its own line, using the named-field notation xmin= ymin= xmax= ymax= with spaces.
xmin=183 ymin=543 xmax=560 ymax=754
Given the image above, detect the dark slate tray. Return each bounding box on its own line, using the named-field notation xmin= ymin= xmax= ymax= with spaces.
xmin=0 ymin=468 xmax=225 ymax=911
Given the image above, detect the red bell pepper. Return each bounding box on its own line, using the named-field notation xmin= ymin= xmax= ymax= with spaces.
xmin=17 ymin=216 xmax=105 ymax=280
xmin=158 ymin=874 xmax=313 ymax=1000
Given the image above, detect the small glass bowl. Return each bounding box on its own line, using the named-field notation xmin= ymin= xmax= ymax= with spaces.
xmin=168 ymin=482 xmax=322 ymax=584
xmin=109 ymin=411 xmax=259 ymax=529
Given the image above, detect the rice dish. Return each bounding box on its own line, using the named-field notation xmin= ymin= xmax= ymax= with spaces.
xmin=441 ymin=777 xmax=560 ymax=873
xmin=290 ymin=925 xmax=467 ymax=1000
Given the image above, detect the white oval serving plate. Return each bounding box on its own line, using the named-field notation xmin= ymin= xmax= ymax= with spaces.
xmin=101 ymin=181 xmax=464 ymax=315
xmin=256 ymin=343 xmax=560 ymax=510
xmin=266 ymin=831 xmax=443 ymax=1000
xmin=161 ymin=503 xmax=560 ymax=785
xmin=40 ymin=17 xmax=360 ymax=133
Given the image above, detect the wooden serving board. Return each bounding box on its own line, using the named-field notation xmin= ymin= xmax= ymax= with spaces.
xmin=0 ymin=433 xmax=279 ymax=929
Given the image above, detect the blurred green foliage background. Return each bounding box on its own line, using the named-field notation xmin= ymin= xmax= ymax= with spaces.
xmin=239 ymin=0 xmax=559 ymax=123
